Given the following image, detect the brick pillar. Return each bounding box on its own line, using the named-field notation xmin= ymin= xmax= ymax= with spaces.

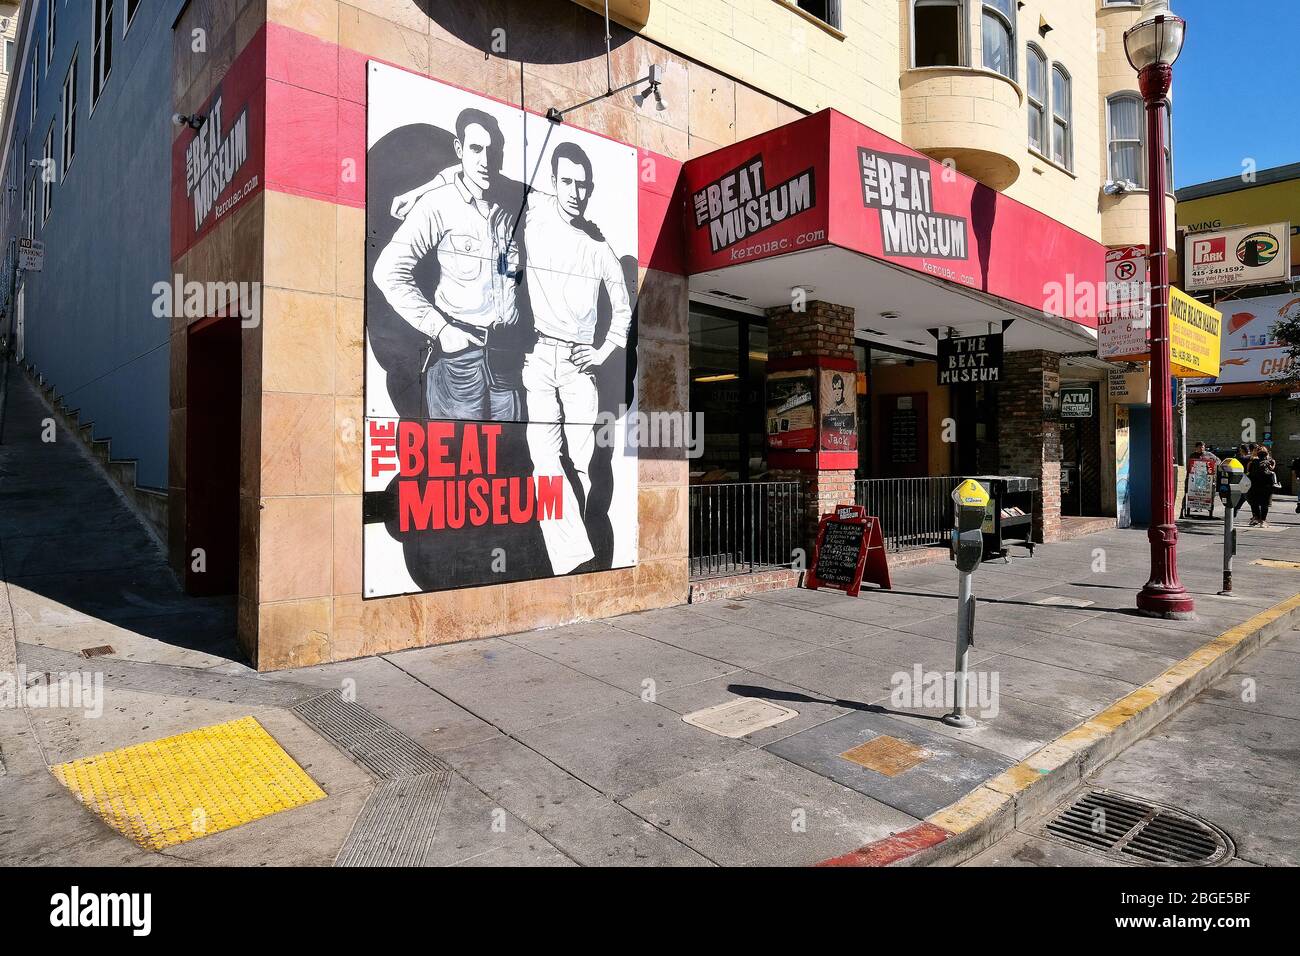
xmin=765 ymin=301 xmax=857 ymax=555
xmin=997 ymin=351 xmax=1062 ymax=543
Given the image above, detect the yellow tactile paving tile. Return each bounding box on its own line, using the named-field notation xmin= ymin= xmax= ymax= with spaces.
xmin=49 ymin=716 xmax=326 ymax=851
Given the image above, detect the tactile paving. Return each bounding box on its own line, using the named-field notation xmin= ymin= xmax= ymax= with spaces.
xmin=49 ymin=716 xmax=326 ymax=851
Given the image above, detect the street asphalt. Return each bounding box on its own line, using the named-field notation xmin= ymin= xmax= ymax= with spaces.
xmin=2 ymin=367 xmax=1298 ymax=866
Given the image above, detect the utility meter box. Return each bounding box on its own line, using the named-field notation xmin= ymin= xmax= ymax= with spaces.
xmin=1217 ymin=458 xmax=1249 ymax=505
xmin=951 ymin=479 xmax=990 ymax=573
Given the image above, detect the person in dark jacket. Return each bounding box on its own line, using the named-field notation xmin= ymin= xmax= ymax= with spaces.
xmin=1245 ymin=447 xmax=1277 ymax=526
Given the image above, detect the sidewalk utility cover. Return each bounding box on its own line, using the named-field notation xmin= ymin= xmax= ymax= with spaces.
xmin=682 ymin=698 xmax=799 ymax=738
xmin=49 ymin=716 xmax=325 ymax=851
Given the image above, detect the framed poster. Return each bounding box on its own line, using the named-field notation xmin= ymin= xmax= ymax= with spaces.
xmin=766 ymin=369 xmax=816 ymax=450
xmin=819 ymin=367 xmax=857 ymax=452
xmin=362 ymin=63 xmax=640 ymax=597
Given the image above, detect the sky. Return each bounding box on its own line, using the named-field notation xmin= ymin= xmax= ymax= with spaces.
xmin=1171 ymin=0 xmax=1300 ymax=189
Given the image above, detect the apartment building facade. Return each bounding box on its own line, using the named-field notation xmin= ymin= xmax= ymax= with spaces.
xmin=0 ymin=0 xmax=1173 ymax=669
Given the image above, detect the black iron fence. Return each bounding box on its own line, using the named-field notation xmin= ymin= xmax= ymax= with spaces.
xmin=688 ymin=481 xmax=803 ymax=580
xmin=855 ymin=476 xmax=962 ymax=552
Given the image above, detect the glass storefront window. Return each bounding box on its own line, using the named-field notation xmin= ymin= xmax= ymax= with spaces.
xmin=689 ymin=308 xmax=768 ymax=483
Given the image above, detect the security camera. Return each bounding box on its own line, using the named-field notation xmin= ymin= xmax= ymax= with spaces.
xmin=172 ymin=113 xmax=206 ymax=130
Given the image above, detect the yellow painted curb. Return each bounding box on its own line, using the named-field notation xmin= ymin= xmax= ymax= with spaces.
xmin=925 ymin=592 xmax=1300 ymax=840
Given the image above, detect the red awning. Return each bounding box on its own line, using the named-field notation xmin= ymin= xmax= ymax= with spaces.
xmin=682 ymin=110 xmax=1105 ymax=333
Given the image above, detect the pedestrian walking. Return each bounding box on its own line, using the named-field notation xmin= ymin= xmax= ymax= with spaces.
xmin=1232 ymin=443 xmax=1254 ymax=518
xmin=1245 ymin=447 xmax=1277 ymax=526
xmin=1291 ymin=454 xmax=1300 ymax=514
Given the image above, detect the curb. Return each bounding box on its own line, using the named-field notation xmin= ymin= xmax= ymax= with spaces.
xmin=817 ymin=591 xmax=1300 ymax=867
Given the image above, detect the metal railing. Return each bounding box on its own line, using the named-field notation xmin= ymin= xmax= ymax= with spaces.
xmin=689 ymin=480 xmax=803 ymax=580
xmin=855 ymin=476 xmax=962 ymax=552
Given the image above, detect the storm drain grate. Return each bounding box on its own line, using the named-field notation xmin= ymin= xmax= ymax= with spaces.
xmin=1041 ymin=790 xmax=1232 ymax=866
xmin=294 ymin=691 xmax=450 ymax=780
xmin=79 ymin=645 xmax=115 ymax=659
xmin=334 ymin=774 xmax=452 ymax=867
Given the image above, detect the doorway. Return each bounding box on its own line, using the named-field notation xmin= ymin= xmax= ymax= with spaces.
xmin=184 ymin=318 xmax=242 ymax=595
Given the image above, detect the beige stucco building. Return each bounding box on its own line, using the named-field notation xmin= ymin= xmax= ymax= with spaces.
xmin=4 ymin=0 xmax=1177 ymax=669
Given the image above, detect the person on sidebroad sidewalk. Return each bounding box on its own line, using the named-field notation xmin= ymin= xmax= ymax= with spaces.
xmin=1245 ymin=447 xmax=1277 ymax=527
xmin=1291 ymin=454 xmax=1300 ymax=514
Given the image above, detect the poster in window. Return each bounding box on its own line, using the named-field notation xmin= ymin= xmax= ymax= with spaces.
xmin=362 ymin=63 xmax=640 ymax=597
xmin=766 ymin=369 xmax=816 ymax=450
xmin=819 ymin=368 xmax=857 ymax=452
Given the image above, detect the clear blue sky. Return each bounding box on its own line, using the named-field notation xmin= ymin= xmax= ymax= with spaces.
xmin=1172 ymin=1 xmax=1300 ymax=189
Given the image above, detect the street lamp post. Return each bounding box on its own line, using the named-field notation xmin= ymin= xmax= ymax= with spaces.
xmin=1125 ymin=0 xmax=1194 ymax=618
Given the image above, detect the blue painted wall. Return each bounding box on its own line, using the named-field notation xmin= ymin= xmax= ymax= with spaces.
xmin=4 ymin=0 xmax=188 ymax=489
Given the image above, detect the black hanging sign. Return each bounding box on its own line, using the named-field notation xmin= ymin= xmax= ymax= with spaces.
xmin=937 ymin=333 xmax=1003 ymax=385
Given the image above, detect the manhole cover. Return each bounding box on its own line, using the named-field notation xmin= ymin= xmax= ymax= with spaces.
xmin=682 ymin=698 xmax=798 ymax=738
xmin=1039 ymin=789 xmax=1233 ymax=866
xmin=840 ymin=735 xmax=931 ymax=776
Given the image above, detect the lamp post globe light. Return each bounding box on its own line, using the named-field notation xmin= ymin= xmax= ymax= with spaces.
xmin=1125 ymin=0 xmax=1194 ymax=618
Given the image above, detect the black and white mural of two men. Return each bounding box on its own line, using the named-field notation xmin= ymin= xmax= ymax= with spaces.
xmin=363 ymin=63 xmax=640 ymax=597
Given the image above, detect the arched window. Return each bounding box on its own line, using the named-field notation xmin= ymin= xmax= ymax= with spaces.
xmin=982 ymin=0 xmax=1016 ymax=80
xmin=1107 ymin=93 xmax=1144 ymax=185
xmin=1051 ymin=64 xmax=1072 ymax=170
xmin=1026 ymin=44 xmax=1047 ymax=153
xmin=913 ymin=0 xmax=965 ymax=68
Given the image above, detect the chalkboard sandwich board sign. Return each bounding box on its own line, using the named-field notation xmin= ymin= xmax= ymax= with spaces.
xmin=806 ymin=504 xmax=891 ymax=596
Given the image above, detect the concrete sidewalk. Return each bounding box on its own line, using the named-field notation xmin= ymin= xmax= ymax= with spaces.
xmin=3 ymin=366 xmax=1299 ymax=866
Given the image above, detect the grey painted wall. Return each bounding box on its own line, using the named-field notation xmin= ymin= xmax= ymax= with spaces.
xmin=5 ymin=0 xmax=188 ymax=490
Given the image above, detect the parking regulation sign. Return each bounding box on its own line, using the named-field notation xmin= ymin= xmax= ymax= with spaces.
xmin=18 ymin=238 xmax=43 ymax=272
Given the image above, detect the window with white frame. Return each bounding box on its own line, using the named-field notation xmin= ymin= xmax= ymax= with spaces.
xmin=982 ymin=0 xmax=1015 ymax=80
xmin=47 ymin=0 xmax=57 ymax=68
xmin=92 ymin=0 xmax=114 ymax=107
xmin=1026 ymin=44 xmax=1046 ymax=153
xmin=795 ymin=1 xmax=841 ymax=29
xmin=61 ymin=53 xmax=77 ymax=178
xmin=913 ymin=0 xmax=964 ymax=68
xmin=41 ymin=123 xmax=54 ymax=223
xmin=1107 ymin=92 xmax=1143 ymax=185
xmin=126 ymin=0 xmax=142 ymax=34
xmin=1051 ymin=63 xmax=1071 ymax=169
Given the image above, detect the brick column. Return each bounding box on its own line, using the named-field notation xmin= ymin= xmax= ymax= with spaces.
xmin=997 ymin=351 xmax=1062 ymax=543
xmin=765 ymin=301 xmax=857 ymax=556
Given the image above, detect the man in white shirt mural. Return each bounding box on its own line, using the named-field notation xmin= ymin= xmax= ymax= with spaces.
xmin=519 ymin=141 xmax=633 ymax=573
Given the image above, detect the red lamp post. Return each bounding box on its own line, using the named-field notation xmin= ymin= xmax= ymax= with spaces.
xmin=1125 ymin=1 xmax=1194 ymax=618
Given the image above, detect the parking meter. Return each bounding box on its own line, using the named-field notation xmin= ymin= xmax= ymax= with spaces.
xmin=951 ymin=483 xmax=986 ymax=573
xmin=1217 ymin=458 xmax=1249 ymax=594
xmin=945 ymin=480 xmax=989 ymax=728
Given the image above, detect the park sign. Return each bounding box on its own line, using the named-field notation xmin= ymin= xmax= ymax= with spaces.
xmin=1168 ymin=288 xmax=1222 ymax=379
xmin=1185 ymin=222 xmax=1290 ymax=291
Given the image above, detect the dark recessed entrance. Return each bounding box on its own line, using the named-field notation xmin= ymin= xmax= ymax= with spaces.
xmin=184 ymin=317 xmax=242 ymax=596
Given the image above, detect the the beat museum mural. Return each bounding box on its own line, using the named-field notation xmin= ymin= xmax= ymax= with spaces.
xmin=363 ymin=64 xmax=640 ymax=597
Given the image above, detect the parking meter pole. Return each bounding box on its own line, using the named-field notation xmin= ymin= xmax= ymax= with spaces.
xmin=944 ymin=479 xmax=987 ymax=730
xmin=1216 ymin=458 xmax=1246 ymax=597
xmin=1221 ymin=505 xmax=1233 ymax=594
xmin=944 ymin=569 xmax=977 ymax=729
